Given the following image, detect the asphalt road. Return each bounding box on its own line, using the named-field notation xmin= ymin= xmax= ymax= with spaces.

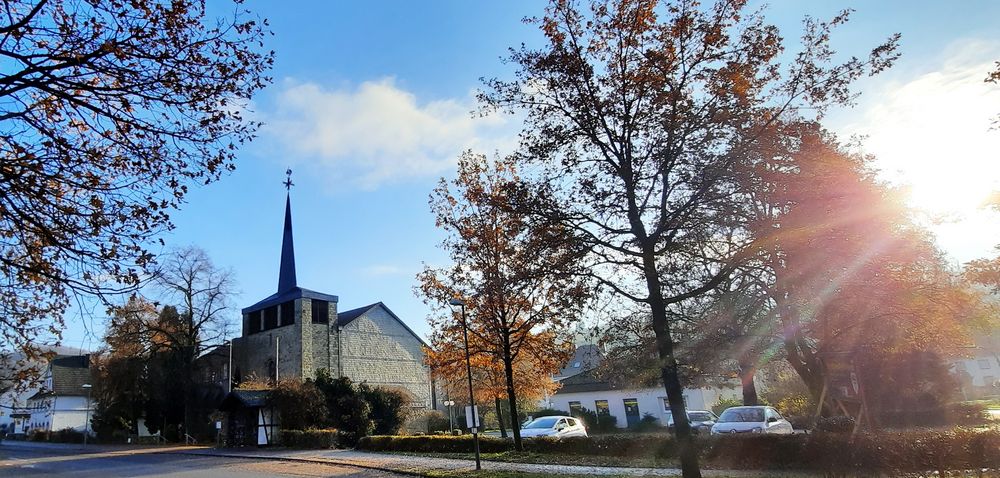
xmin=0 ymin=443 xmax=405 ymax=478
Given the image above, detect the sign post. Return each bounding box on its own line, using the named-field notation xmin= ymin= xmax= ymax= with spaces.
xmin=465 ymin=405 xmax=480 ymax=431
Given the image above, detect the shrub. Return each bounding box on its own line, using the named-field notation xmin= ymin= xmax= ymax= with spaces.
xmin=358 ymin=434 xmax=512 ymax=453
xmin=629 ymin=413 xmax=664 ymax=433
xmin=948 ymin=401 xmax=989 ymax=426
xmin=814 ymin=415 xmax=855 ymax=433
xmin=279 ymin=429 xmax=338 ymax=449
xmin=360 ymin=384 xmax=411 ymax=435
xmin=268 ymin=379 xmax=328 ymax=431
xmin=524 ymin=408 xmax=568 ymax=420
xmin=569 ymin=407 xmax=617 ymax=434
xmin=425 ymin=410 xmax=451 ymax=434
xmin=712 ymin=397 xmax=743 ymax=416
xmin=315 ymin=370 xmax=374 ymax=446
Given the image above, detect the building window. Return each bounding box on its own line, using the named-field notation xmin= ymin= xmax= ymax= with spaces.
xmin=280 ymin=300 xmax=295 ymax=326
xmin=312 ymin=300 xmax=329 ymax=324
xmin=979 ymin=359 xmax=992 ymax=370
xmin=568 ymin=401 xmax=583 ymax=416
xmin=595 ymin=400 xmax=609 ymax=416
xmin=573 ymin=361 xmax=581 ymax=368
xmin=263 ymin=306 xmax=278 ymax=330
xmin=248 ymin=310 xmax=261 ymax=334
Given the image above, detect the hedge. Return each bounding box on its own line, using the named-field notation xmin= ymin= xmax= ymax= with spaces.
xmin=279 ymin=429 xmax=339 ymax=449
xmin=358 ymin=428 xmax=1000 ymax=474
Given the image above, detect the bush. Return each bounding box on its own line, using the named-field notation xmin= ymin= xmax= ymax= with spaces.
xmin=814 ymin=415 xmax=855 ymax=433
xmin=524 ymin=408 xmax=568 ymax=420
xmin=948 ymin=401 xmax=989 ymax=426
xmin=360 ymin=384 xmax=411 ymax=435
xmin=279 ymin=429 xmax=338 ymax=449
xmin=359 ymin=434 xmax=513 ymax=453
xmin=425 ymin=410 xmax=451 ymax=434
xmin=712 ymin=397 xmax=743 ymax=416
xmin=569 ymin=407 xmax=617 ymax=434
xmin=268 ymin=379 xmax=329 ymax=431
xmin=629 ymin=413 xmax=664 ymax=433
xmin=27 ymin=428 xmax=86 ymax=443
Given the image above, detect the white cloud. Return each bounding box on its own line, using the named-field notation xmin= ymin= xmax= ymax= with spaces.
xmin=832 ymin=38 xmax=1000 ymax=262
xmin=264 ymin=78 xmax=515 ymax=189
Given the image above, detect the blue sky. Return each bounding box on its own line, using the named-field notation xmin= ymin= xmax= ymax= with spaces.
xmin=63 ymin=0 xmax=1000 ymax=349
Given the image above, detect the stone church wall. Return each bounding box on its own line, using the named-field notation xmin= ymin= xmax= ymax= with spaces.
xmin=340 ymin=306 xmax=432 ymax=407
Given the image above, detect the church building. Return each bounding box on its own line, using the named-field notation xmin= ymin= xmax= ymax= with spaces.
xmin=230 ymin=186 xmax=434 ymax=409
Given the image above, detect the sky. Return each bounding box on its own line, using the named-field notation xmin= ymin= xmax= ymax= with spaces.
xmin=62 ymin=0 xmax=1000 ymax=349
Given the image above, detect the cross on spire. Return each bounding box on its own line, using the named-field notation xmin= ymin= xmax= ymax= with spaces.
xmin=283 ymin=168 xmax=294 ymax=191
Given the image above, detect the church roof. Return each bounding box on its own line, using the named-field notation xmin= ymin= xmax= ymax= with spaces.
xmin=242 ymin=188 xmax=339 ymax=314
xmin=338 ymin=302 xmax=428 ymax=347
xmin=242 ymin=286 xmax=339 ymax=314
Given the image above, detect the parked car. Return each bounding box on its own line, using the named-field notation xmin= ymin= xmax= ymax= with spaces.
xmin=667 ymin=410 xmax=718 ymax=434
xmin=710 ymin=406 xmax=794 ymax=435
xmin=519 ymin=415 xmax=588 ymax=438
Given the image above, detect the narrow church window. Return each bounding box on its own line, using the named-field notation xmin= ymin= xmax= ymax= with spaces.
xmin=312 ymin=300 xmax=329 ymax=324
xmin=263 ymin=306 xmax=278 ymax=330
xmin=248 ymin=310 xmax=261 ymax=334
xmin=280 ymin=300 xmax=295 ymax=326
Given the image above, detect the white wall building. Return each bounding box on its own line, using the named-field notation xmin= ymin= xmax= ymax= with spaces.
xmin=543 ymin=345 xmax=741 ymax=428
xmin=952 ymin=332 xmax=1000 ymax=399
xmin=15 ymin=355 xmax=94 ymax=435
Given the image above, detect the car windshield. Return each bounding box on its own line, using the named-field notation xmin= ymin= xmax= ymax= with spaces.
xmin=524 ymin=417 xmax=559 ymax=429
xmin=689 ymin=412 xmax=714 ymax=422
xmin=718 ymin=408 xmax=764 ymax=423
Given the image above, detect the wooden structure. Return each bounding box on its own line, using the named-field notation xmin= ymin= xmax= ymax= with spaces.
xmin=219 ymin=390 xmax=279 ymax=446
xmin=813 ymin=350 xmax=873 ymax=435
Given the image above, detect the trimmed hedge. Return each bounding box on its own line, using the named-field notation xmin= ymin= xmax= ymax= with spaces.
xmin=358 ymin=428 xmax=1000 ymax=474
xmin=279 ymin=429 xmax=339 ymax=449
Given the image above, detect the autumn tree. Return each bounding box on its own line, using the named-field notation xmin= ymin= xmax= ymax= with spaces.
xmin=745 ymin=124 xmax=984 ymax=414
xmin=419 ymin=152 xmax=589 ymax=450
xmin=0 ymin=0 xmax=271 ymax=380
xmin=481 ymin=1 xmax=897 ymax=475
xmin=426 ymin=337 xmax=560 ymax=436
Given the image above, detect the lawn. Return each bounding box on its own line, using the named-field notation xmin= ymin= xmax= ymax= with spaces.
xmin=384 ymin=450 xmax=679 ymax=469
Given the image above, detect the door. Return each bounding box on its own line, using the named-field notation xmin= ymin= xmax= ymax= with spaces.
xmin=623 ymin=398 xmax=640 ymax=427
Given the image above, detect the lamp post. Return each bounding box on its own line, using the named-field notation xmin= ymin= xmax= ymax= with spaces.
xmin=443 ymin=399 xmax=455 ymax=431
xmin=448 ymin=298 xmax=480 ymax=471
xmin=227 ymin=339 xmax=233 ymax=393
xmin=81 ymin=384 xmax=92 ymax=446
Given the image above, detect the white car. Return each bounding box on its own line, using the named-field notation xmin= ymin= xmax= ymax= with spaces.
xmin=519 ymin=415 xmax=588 ymax=438
xmin=710 ymin=406 xmax=794 ymax=435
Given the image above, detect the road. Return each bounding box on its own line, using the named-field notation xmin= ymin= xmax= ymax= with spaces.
xmin=0 ymin=442 xmax=406 ymax=478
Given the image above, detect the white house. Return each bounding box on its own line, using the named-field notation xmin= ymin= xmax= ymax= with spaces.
xmin=17 ymin=355 xmax=94 ymax=435
xmin=546 ymin=367 xmax=740 ymax=428
xmin=544 ymin=345 xmax=741 ymax=428
xmin=953 ymin=332 xmax=1000 ymax=399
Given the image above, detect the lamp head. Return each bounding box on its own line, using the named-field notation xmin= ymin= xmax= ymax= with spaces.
xmin=448 ymin=298 xmax=465 ymax=307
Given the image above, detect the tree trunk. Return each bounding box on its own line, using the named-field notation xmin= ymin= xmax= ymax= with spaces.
xmin=502 ymin=339 xmax=523 ymax=451
xmin=642 ymin=249 xmax=701 ymax=478
xmin=495 ymin=397 xmax=508 ymax=438
xmin=737 ymin=353 xmax=759 ymax=406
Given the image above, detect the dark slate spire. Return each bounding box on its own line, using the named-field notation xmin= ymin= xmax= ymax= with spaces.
xmin=277 ymin=170 xmax=297 ymax=293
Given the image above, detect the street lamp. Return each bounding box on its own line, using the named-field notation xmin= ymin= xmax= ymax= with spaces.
xmin=81 ymin=384 xmax=92 ymax=446
xmin=448 ymin=298 xmax=480 ymax=471
xmin=443 ymin=399 xmax=455 ymax=431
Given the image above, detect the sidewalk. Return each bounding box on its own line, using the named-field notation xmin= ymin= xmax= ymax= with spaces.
xmin=182 ymin=446 xmax=815 ymax=477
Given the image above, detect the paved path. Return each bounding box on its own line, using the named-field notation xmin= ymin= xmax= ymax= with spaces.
xmin=184 ymin=447 xmax=815 ymax=477
xmin=0 ymin=441 xmax=402 ymax=477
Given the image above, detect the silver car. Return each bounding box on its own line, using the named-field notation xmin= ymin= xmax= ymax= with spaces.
xmin=710 ymin=406 xmax=794 ymax=435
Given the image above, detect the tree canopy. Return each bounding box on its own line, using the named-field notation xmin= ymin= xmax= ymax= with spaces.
xmin=0 ymin=0 xmax=271 ymax=377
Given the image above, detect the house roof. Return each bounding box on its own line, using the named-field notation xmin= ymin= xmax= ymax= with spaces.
xmin=47 ymin=355 xmax=92 ymax=396
xmin=219 ymin=390 xmax=270 ymax=410
xmin=337 ymin=302 xmax=428 ymax=347
xmin=555 ymin=367 xmax=618 ymax=394
xmin=555 ymin=344 xmax=602 ymax=380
